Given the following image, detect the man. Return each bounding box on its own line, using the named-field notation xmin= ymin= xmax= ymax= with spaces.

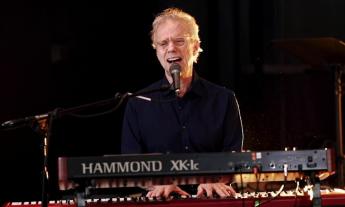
xmin=121 ymin=7 xmax=244 ymax=198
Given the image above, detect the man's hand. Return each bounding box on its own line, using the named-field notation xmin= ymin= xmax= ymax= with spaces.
xmin=146 ymin=184 xmax=190 ymax=199
xmin=196 ymin=183 xmax=236 ymax=198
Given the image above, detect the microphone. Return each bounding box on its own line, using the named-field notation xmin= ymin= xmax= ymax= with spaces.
xmin=169 ymin=62 xmax=181 ymax=96
xmin=1 ymin=113 xmax=48 ymax=128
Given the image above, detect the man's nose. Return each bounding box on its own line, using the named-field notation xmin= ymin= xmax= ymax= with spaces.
xmin=167 ymin=41 xmax=177 ymax=51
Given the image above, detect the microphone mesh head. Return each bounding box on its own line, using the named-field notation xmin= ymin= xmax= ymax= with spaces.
xmin=169 ymin=62 xmax=181 ymax=73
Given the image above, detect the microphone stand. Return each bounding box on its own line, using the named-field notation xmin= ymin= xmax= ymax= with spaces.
xmin=0 ymin=85 xmax=170 ymax=207
xmin=41 ymin=109 xmax=58 ymax=207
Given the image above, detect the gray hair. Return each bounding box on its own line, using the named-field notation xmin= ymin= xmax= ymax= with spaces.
xmin=150 ymin=8 xmax=203 ymax=62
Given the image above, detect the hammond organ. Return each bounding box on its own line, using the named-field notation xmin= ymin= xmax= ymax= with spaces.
xmin=58 ymin=149 xmax=334 ymax=190
xmin=3 ymin=149 xmax=342 ymax=207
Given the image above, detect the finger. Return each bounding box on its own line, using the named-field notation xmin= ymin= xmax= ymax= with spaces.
xmin=226 ymin=185 xmax=236 ymax=196
xmin=147 ymin=190 xmax=160 ymax=198
xmin=214 ymin=186 xmax=230 ymax=198
xmin=147 ymin=189 xmax=161 ymax=198
xmin=162 ymin=186 xmax=190 ymax=198
xmin=175 ymin=188 xmax=190 ymax=196
xmin=155 ymin=188 xmax=165 ymax=198
xmin=205 ymin=187 xmax=213 ymax=198
xmin=146 ymin=191 xmax=153 ymax=198
xmin=163 ymin=188 xmax=172 ymax=198
xmin=197 ymin=184 xmax=214 ymax=198
xmin=196 ymin=186 xmax=205 ymax=198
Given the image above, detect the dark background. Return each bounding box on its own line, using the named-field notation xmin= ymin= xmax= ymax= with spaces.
xmin=1 ymin=0 xmax=345 ymax=203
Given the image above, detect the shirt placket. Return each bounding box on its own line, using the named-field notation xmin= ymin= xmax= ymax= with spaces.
xmin=176 ymin=99 xmax=190 ymax=152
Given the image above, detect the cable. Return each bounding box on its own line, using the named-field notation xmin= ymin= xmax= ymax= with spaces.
xmin=240 ymin=170 xmax=245 ymax=207
xmin=293 ymin=179 xmax=300 ymax=207
xmin=68 ymin=93 xmax=128 ymax=119
xmin=254 ymin=163 xmax=288 ymax=207
xmin=69 ymin=85 xmax=176 ymax=119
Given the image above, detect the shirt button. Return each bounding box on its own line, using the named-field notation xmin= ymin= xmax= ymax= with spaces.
xmin=185 ymin=146 xmax=189 ymax=150
xmin=182 ymin=125 xmax=186 ymax=129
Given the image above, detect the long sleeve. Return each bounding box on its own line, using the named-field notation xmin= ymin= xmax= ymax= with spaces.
xmin=120 ymin=76 xmax=244 ymax=154
xmin=222 ymin=92 xmax=244 ymax=152
xmin=121 ymin=100 xmax=143 ymax=154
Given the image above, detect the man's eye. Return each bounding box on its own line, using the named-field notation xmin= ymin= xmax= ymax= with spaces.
xmin=175 ymin=39 xmax=185 ymax=45
xmin=158 ymin=42 xmax=168 ymax=47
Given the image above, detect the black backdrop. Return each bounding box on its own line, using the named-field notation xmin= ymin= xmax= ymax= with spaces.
xmin=1 ymin=0 xmax=345 ymax=203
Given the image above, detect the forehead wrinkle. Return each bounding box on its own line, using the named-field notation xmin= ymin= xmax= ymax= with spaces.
xmin=154 ymin=20 xmax=190 ymax=42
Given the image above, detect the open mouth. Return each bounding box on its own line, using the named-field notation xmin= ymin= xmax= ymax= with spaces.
xmin=167 ymin=57 xmax=182 ymax=63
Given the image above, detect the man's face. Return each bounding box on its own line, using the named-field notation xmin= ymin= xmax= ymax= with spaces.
xmin=154 ymin=19 xmax=199 ymax=79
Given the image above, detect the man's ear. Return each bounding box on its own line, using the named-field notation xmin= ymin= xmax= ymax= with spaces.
xmin=193 ymin=41 xmax=200 ymax=56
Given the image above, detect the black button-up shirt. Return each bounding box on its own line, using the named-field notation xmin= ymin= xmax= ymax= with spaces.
xmin=121 ymin=74 xmax=243 ymax=154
